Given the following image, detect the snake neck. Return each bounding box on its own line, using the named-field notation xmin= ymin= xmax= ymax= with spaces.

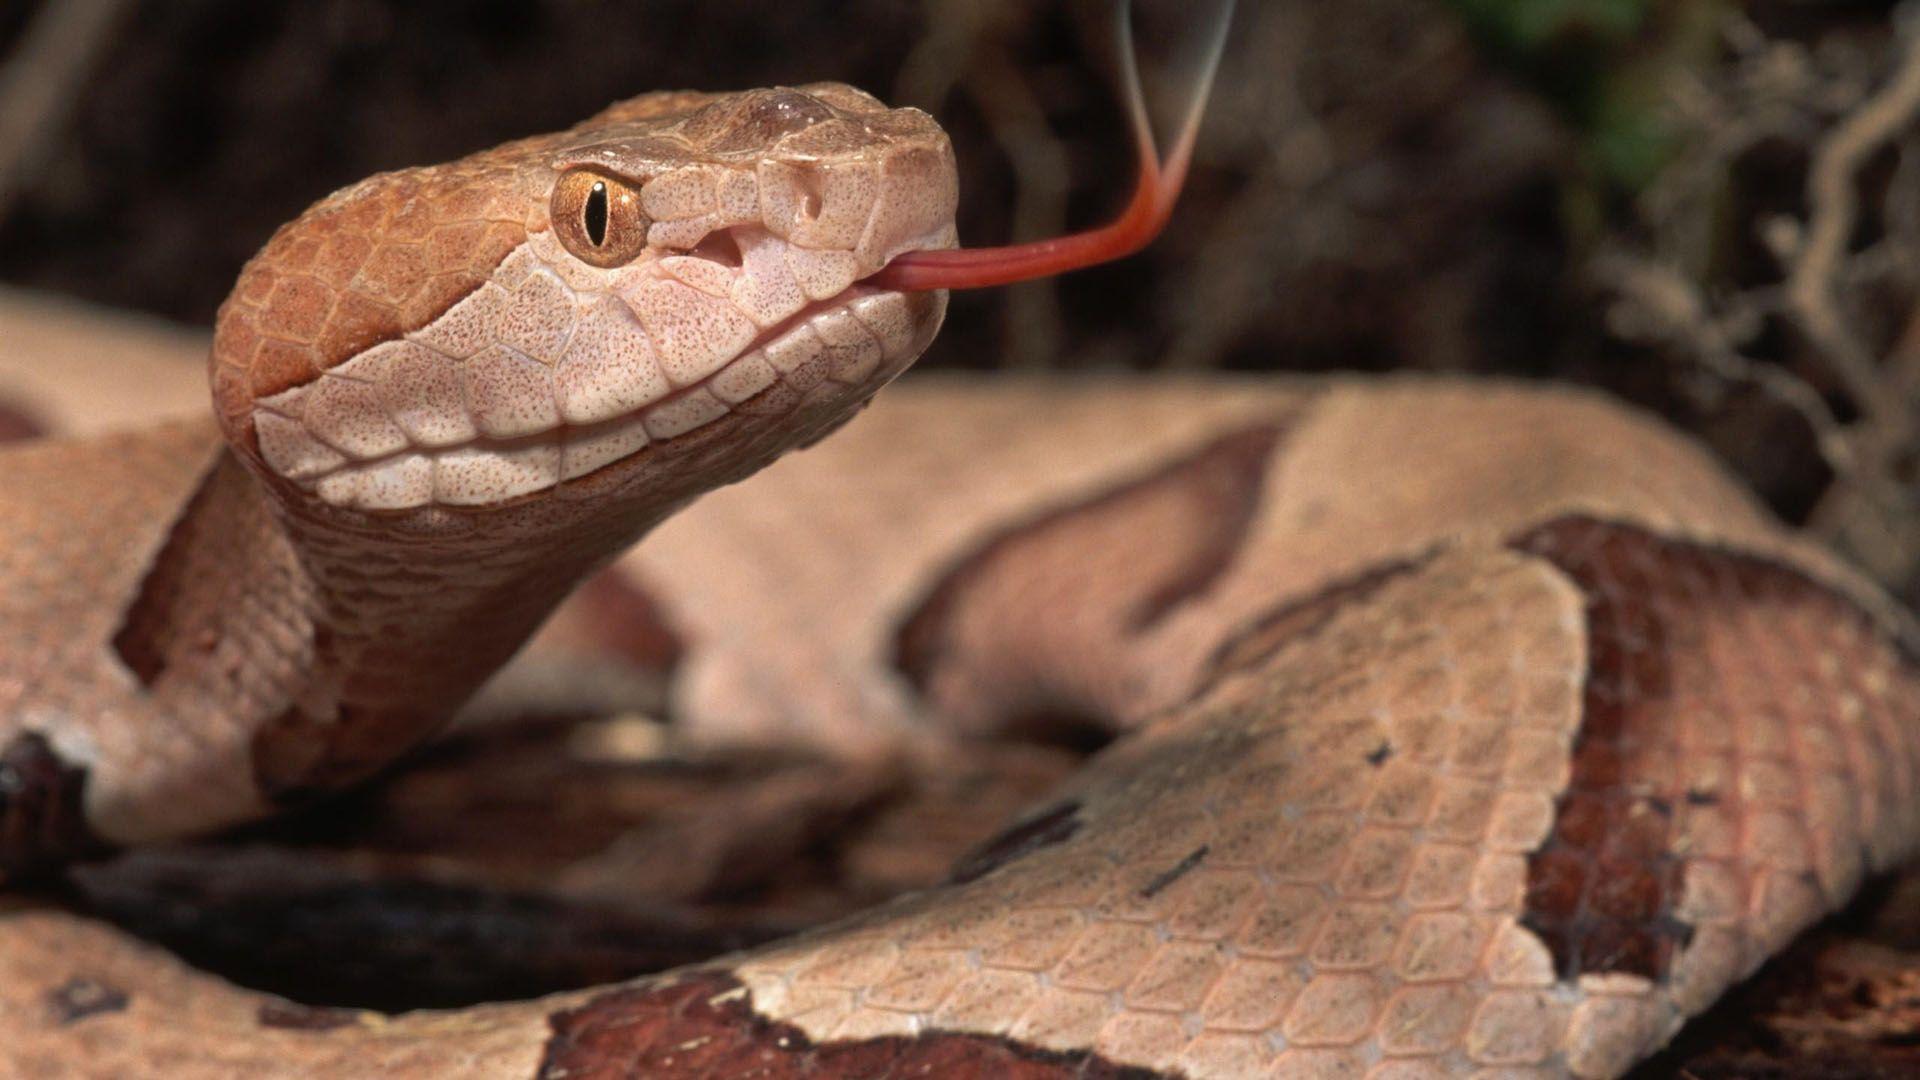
xmin=289 ymin=521 xmax=586 ymax=702
xmin=139 ymin=447 xmax=671 ymax=801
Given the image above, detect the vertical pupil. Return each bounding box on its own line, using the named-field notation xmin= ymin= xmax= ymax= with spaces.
xmin=584 ymin=181 xmax=609 ymax=246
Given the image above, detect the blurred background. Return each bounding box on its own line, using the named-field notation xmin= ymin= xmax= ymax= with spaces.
xmin=2 ymin=0 xmax=1918 ymax=605
xmin=6 ymin=4 xmax=1920 ymax=1066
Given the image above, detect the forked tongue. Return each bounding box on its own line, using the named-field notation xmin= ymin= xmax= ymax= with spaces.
xmin=866 ymin=0 xmax=1235 ymax=292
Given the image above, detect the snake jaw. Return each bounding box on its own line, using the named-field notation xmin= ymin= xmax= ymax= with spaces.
xmin=245 ymin=270 xmax=943 ymax=513
xmin=211 ymin=83 xmax=956 ymax=517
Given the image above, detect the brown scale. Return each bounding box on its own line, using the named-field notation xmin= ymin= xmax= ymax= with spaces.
xmin=894 ymin=423 xmax=1285 ymax=738
xmin=210 ymin=162 xmax=530 ymax=437
xmin=1190 ymin=555 xmax=1428 ymax=702
xmin=1512 ymin=516 xmax=1919 ymax=983
xmin=0 ymin=401 xmax=43 ymax=443
xmin=537 ymin=970 xmax=1166 ymax=1079
xmin=535 ymin=565 xmax=686 ymax=676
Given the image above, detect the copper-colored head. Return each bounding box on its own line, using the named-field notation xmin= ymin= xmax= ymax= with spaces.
xmin=210 ymin=84 xmax=956 ymax=517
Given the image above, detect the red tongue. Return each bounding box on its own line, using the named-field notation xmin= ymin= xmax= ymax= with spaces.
xmin=866 ymin=0 xmax=1233 ymax=293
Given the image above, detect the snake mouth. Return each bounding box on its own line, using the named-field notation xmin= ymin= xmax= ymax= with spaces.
xmin=250 ymin=272 xmax=928 ymax=514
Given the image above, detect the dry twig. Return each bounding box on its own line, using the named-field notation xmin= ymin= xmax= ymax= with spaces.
xmin=1606 ymin=17 xmax=1920 ymax=593
xmin=1785 ymin=27 xmax=1920 ymax=434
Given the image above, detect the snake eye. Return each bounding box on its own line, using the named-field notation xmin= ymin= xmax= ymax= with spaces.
xmin=551 ymin=168 xmax=650 ymax=267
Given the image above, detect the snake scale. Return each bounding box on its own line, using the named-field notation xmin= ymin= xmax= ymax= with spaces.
xmin=2 ymin=73 xmax=1919 ymax=1080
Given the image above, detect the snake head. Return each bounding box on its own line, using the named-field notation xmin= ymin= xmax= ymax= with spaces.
xmin=209 ymin=83 xmax=955 ymax=520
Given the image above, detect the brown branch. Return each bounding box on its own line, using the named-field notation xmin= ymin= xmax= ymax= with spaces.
xmin=1616 ymin=15 xmax=1920 ymax=592
xmin=1784 ymin=28 xmax=1920 ymax=432
xmin=1785 ymin=35 xmax=1920 ymax=587
xmin=1596 ymin=251 xmax=1855 ymax=475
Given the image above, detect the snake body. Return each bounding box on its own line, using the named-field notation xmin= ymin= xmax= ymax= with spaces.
xmin=2 ymin=86 xmax=1918 ymax=1079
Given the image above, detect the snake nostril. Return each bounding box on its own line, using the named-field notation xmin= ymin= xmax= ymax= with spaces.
xmin=793 ymin=167 xmax=826 ymax=222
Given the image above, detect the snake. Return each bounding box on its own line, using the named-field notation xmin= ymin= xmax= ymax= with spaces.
xmin=3 ymin=42 xmax=1920 ymax=1080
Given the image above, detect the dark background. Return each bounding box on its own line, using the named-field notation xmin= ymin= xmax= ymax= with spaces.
xmin=5 ymin=4 xmax=1920 ymax=1070
xmin=4 ymin=1 xmax=1916 ymax=610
